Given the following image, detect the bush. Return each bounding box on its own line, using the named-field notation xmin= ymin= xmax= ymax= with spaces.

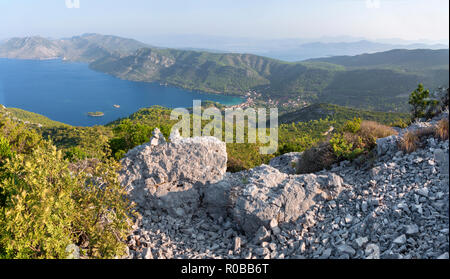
xmin=277 ymin=142 xmax=307 ymax=154
xmin=0 ymin=136 xmax=13 ymax=162
xmin=398 ymin=131 xmax=419 ymax=153
xmin=359 ymin=120 xmax=398 ymax=149
xmin=64 ymin=146 xmax=88 ymax=162
xmin=389 ymin=119 xmax=409 ymax=128
xmin=343 ymin=117 xmax=362 ymax=133
xmin=41 ymin=126 xmax=113 ymax=160
xmin=296 ymin=142 xmax=337 ymax=174
xmin=1 ymin=117 xmax=42 ymax=155
xmin=435 ymin=118 xmax=449 ymax=141
xmin=227 ymin=156 xmax=247 ymax=173
xmin=109 ymin=119 xmax=173 ymax=160
xmin=0 ymin=140 xmax=134 ymax=259
xmin=295 ymin=119 xmax=398 ymax=174
xmin=329 ymin=133 xmax=364 ymax=160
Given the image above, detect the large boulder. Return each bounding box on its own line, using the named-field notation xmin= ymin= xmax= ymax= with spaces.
xmin=119 ymin=129 xmax=227 ymax=216
xmin=204 ymin=165 xmax=344 ymax=236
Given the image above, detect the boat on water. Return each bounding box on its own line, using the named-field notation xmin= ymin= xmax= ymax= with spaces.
xmin=113 ymin=104 xmax=120 ymax=108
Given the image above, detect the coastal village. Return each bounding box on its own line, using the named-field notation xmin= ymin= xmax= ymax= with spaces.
xmin=229 ymin=90 xmax=308 ymax=111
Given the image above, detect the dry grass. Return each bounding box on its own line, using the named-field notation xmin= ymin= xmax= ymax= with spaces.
xmin=398 ymin=131 xmax=420 ymax=153
xmin=435 ymin=118 xmax=449 ymax=141
xmin=398 ymin=120 xmax=447 ymax=153
xmin=359 ymin=121 xmax=398 ymax=139
xmin=415 ymin=126 xmax=437 ymax=139
xmin=355 ymin=120 xmax=398 ymax=149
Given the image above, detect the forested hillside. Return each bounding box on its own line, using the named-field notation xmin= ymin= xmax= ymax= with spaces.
xmin=90 ymin=47 xmax=449 ymax=112
xmin=2 ymin=34 xmax=448 ymax=112
xmin=1 ymin=101 xmax=411 ymax=172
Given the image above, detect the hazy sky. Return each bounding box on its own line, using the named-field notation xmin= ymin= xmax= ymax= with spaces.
xmin=0 ymin=0 xmax=448 ymax=43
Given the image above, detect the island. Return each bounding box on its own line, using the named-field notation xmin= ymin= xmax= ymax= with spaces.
xmin=87 ymin=111 xmax=104 ymax=117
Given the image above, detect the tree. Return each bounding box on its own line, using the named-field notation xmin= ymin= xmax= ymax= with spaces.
xmin=409 ymin=83 xmax=431 ymax=120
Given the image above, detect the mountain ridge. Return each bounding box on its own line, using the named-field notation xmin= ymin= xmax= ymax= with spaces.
xmin=1 ymin=34 xmax=448 ymax=112
xmin=89 ymin=46 xmax=448 ymax=112
xmin=0 ymin=34 xmax=151 ymax=62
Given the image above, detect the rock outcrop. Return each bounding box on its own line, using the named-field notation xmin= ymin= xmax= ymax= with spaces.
xmin=205 ymin=165 xmax=343 ymax=235
xmin=119 ymin=129 xmax=227 ymax=217
xmin=120 ymin=114 xmax=449 ymax=259
xmin=268 ymin=152 xmax=303 ymax=174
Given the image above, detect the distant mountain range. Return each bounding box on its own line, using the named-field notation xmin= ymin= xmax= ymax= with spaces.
xmin=0 ymin=34 xmax=448 ymax=112
xmin=258 ymin=40 xmax=448 ymax=62
xmin=0 ymin=33 xmax=150 ymax=62
xmin=141 ymin=34 xmax=448 ymax=61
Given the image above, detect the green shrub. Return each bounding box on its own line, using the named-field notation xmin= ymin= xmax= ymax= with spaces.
xmin=109 ymin=119 xmax=172 ymax=160
xmin=0 ymin=136 xmax=13 ymax=161
xmin=114 ymin=149 xmax=127 ymax=161
xmin=1 ymin=118 xmax=42 ymax=155
xmin=329 ymin=133 xmax=364 ymax=160
xmin=343 ymin=117 xmax=362 ymax=133
xmin=277 ymin=142 xmax=307 ymax=154
xmin=41 ymin=126 xmax=113 ymax=160
xmin=0 ymin=140 xmax=134 ymax=259
xmin=227 ymin=156 xmax=248 ymax=173
xmin=64 ymin=146 xmax=88 ymax=162
xmin=389 ymin=119 xmax=409 ymax=128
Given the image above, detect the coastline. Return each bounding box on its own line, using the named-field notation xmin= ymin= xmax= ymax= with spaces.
xmin=0 ymin=56 xmax=246 ymax=107
xmin=0 ymin=58 xmax=247 ymax=127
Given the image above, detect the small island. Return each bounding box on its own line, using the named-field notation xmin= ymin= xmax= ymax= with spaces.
xmin=87 ymin=111 xmax=104 ymax=117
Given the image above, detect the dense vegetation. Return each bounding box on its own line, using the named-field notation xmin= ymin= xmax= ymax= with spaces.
xmin=0 ymin=115 xmax=134 ymax=259
xmin=1 ymin=100 xmax=411 ymax=172
xmin=1 ymin=107 xmax=68 ymax=128
xmin=90 ymin=48 xmax=449 ymax=112
xmin=278 ymin=103 xmax=410 ymax=127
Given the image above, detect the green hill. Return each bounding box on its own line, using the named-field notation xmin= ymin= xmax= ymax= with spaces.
xmin=90 ymin=47 xmax=449 ymax=112
xmin=305 ymin=49 xmax=449 ymax=71
xmin=90 ymin=48 xmax=345 ymax=98
xmin=278 ymin=103 xmax=409 ymax=126
xmin=0 ymin=106 xmax=68 ymax=128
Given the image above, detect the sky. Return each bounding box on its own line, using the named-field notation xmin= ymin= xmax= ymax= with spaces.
xmin=0 ymin=0 xmax=448 ymax=44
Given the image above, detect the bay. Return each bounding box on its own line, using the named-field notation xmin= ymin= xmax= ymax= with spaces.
xmin=0 ymin=58 xmax=243 ymax=126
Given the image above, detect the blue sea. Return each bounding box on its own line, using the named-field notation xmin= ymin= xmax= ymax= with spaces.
xmin=0 ymin=58 xmax=243 ymax=126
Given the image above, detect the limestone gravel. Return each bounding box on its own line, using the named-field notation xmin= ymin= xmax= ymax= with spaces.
xmin=121 ymin=115 xmax=449 ymax=259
